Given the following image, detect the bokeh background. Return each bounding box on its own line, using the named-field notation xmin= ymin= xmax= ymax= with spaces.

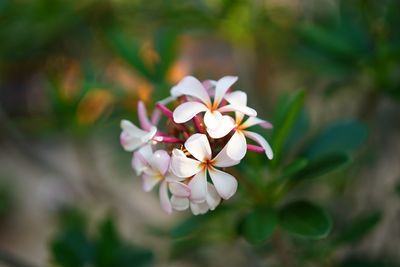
xmin=0 ymin=0 xmax=399 ymax=266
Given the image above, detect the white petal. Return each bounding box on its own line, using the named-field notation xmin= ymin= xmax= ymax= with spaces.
xmin=171 ymin=76 xmax=211 ymax=105
xmin=190 ymin=201 xmax=209 ymax=215
xmin=142 ymin=174 xmax=160 ymax=192
xmin=214 ymin=76 xmax=238 ymax=106
xmin=218 ymin=104 xmax=257 ymax=117
xmin=206 ymin=115 xmax=235 ymax=139
xmin=170 ymin=151 xmax=202 ymax=178
xmin=159 ymin=181 xmax=172 ymax=214
xmin=173 ymin=102 xmax=208 ymax=124
xmin=188 ymin=170 xmax=207 ymax=203
xmin=204 ymin=110 xmax=222 ymax=130
xmin=243 ymin=130 xmax=273 ymax=159
xmin=132 ymin=152 xmax=147 ymax=175
xmin=184 ymin=133 xmax=211 ymax=162
xmin=148 ymin=150 xmax=170 ymax=176
xmin=169 ymin=181 xmax=191 ymax=197
xmin=120 ymin=120 xmax=156 ymax=151
xmin=206 ymin=183 xmax=221 ymax=210
xmin=171 ymin=196 xmax=189 ymax=211
xmin=165 ymin=172 xmax=185 ymax=182
xmin=241 ymin=117 xmax=273 ymax=129
xmin=208 ymin=167 xmax=238 ymax=200
xmin=224 ymin=90 xmax=247 ymax=107
xmin=212 ymin=141 xmax=241 ymax=167
xmin=226 ymin=131 xmax=247 ymax=161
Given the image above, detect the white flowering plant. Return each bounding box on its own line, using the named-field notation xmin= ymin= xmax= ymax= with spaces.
xmin=120 ymin=76 xmax=273 ymax=215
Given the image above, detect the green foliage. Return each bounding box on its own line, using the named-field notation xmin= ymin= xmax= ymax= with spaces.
xmin=240 ymin=208 xmax=277 ymax=244
xmin=279 ymin=201 xmax=332 ymax=239
xmin=334 ymin=211 xmax=381 ymax=245
xmin=50 ymin=208 xmax=153 ymax=267
xmin=270 ymin=90 xmax=305 ymax=166
xmin=303 ymin=120 xmax=368 ymax=159
xmin=0 ymin=180 xmax=13 ymax=219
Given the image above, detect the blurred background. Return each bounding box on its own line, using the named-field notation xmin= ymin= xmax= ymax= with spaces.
xmin=0 ymin=0 xmax=399 ymax=266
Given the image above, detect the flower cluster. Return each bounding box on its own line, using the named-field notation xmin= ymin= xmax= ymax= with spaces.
xmin=120 ymin=76 xmax=273 ymax=215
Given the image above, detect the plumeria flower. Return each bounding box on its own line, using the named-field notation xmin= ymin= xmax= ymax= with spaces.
xmin=171 ymin=182 xmax=221 ymax=215
xmin=134 ymin=147 xmax=190 ymax=214
xmin=170 ymin=134 xmax=239 ymax=203
xmin=210 ymin=91 xmax=274 ymax=161
xmin=172 ymin=76 xmax=257 ymax=136
xmin=120 ymin=101 xmax=181 ymax=151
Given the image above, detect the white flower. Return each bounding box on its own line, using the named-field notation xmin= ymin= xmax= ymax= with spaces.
xmin=172 ymin=76 xmax=257 ymax=136
xmin=137 ymin=148 xmax=190 ymax=214
xmin=209 ymin=91 xmax=274 ymax=161
xmin=170 ymin=134 xmax=240 ymax=203
xmin=171 ymin=183 xmax=221 ymax=215
xmin=120 ymin=101 xmax=158 ymax=152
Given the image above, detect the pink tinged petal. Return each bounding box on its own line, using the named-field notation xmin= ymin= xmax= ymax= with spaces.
xmin=188 ymin=170 xmax=207 ymax=203
xmin=241 ymin=117 xmax=273 ymax=129
xmin=173 ymin=102 xmax=208 ymax=124
xmin=190 ymin=201 xmax=209 ymax=215
xmin=120 ymin=120 xmax=157 ymax=151
xmin=206 ymin=183 xmax=221 ymax=211
xmin=247 ymin=144 xmax=265 ymax=153
xmin=184 ymin=133 xmax=211 ymax=162
xmin=170 ymin=150 xmax=202 ymax=177
xmin=212 ymin=142 xmax=241 ymax=168
xmin=149 ymin=150 xmax=170 ymax=176
xmin=218 ymin=104 xmax=257 ymax=117
xmin=204 ymin=110 xmax=222 ymax=130
xmin=159 ymin=181 xmax=172 ymax=214
xmin=142 ymin=174 xmax=160 ymax=192
xmin=172 ymin=76 xmax=211 ymax=105
xmin=208 ymin=167 xmax=238 ymax=200
xmin=202 ymin=80 xmax=217 ymax=94
xmin=206 ymin=115 xmax=235 ymax=139
xmin=165 ymin=172 xmax=185 ymax=182
xmin=132 ymin=152 xmax=147 ymax=175
xmin=171 ymin=196 xmax=189 ymax=211
xmin=137 ymin=101 xmax=152 ymax=131
xmin=226 ymin=131 xmax=247 ymax=161
xmin=169 ymin=181 xmax=191 ymax=197
xmin=214 ymin=76 xmax=238 ymax=106
xmin=243 ymin=130 xmax=273 ymax=160
xmin=151 ymin=109 xmax=161 ymax=125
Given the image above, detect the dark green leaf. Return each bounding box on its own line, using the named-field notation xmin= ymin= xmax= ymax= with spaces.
xmin=241 ymin=208 xmax=277 ymax=244
xmin=280 ymin=158 xmax=309 ymax=179
xmin=304 ymin=120 xmax=368 ymax=159
xmin=292 ymin=152 xmax=350 ymax=181
xmin=335 ymin=212 xmax=381 ymax=245
xmin=271 ymin=90 xmax=305 ymax=166
xmin=279 ymin=201 xmax=332 ymax=239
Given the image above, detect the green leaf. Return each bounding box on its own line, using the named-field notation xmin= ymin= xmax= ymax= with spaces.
xmin=304 ymin=120 xmax=368 ymax=159
xmin=291 ymin=152 xmax=350 ymax=181
xmin=280 ymin=158 xmax=309 ymax=179
xmin=334 ymin=212 xmax=381 ymax=245
xmin=241 ymin=208 xmax=277 ymax=244
xmin=153 ymin=28 xmax=178 ymax=81
xmin=271 ymin=90 xmax=305 ymax=166
xmin=106 ymin=29 xmax=153 ymax=81
xmin=279 ymin=201 xmax=332 ymax=239
xmin=170 ymin=214 xmax=210 ymax=238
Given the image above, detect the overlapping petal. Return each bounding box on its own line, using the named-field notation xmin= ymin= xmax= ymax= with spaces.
xmin=170 ymin=149 xmax=202 ymax=177
xmin=171 ymin=76 xmax=211 ymax=105
xmin=225 ymin=131 xmax=247 ymax=161
xmin=159 ymin=181 xmax=172 ymax=214
xmin=173 ymin=102 xmax=208 ymax=124
xmin=206 ymin=115 xmax=235 ymax=139
xmin=243 ymin=130 xmax=273 ymax=159
xmin=184 ymin=133 xmax=212 ymax=161
xmin=171 ymin=196 xmax=189 ymax=211
xmin=214 ymin=76 xmax=238 ymax=106
xmin=209 ymin=167 xmax=238 ymax=200
xmin=188 ymin=170 xmax=207 ymax=203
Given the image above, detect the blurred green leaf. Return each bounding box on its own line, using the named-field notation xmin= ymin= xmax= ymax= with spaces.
xmin=279 ymin=201 xmax=332 ymax=239
xmin=0 ymin=180 xmax=13 ymax=219
xmin=396 ymin=180 xmax=400 ymax=197
xmin=304 ymin=120 xmax=368 ymax=159
xmin=341 ymin=257 xmax=400 ymax=267
xmin=280 ymin=158 xmax=309 ymax=180
xmin=241 ymin=208 xmax=277 ymax=244
xmin=106 ymin=29 xmax=153 ymax=81
xmin=271 ymin=90 xmax=305 ymax=166
xmin=154 ymin=28 xmax=178 ymax=81
xmin=334 ymin=211 xmax=381 ymax=246
xmin=291 ymin=152 xmax=350 ymax=181
xmin=171 ymin=214 xmax=210 ymax=238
